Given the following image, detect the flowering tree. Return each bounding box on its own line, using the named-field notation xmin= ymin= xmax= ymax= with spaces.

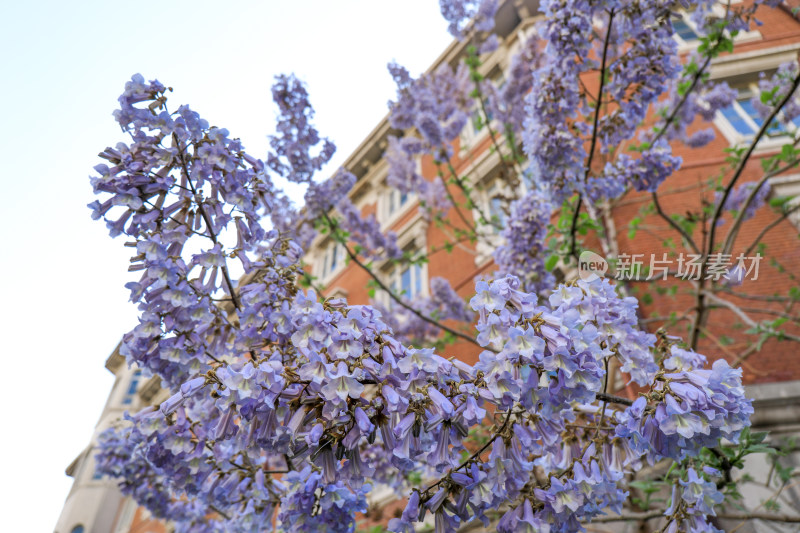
xmin=90 ymin=0 xmax=800 ymax=532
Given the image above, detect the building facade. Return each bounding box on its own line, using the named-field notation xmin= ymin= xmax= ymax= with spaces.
xmin=55 ymin=346 xmax=168 ymax=533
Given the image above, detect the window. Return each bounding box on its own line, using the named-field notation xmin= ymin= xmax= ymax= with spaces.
xmin=387 ymin=188 xmax=409 ymax=217
xmin=488 ymin=193 xmax=507 ymax=231
xmin=719 ymin=85 xmax=800 ymax=140
xmin=381 ymin=245 xmax=427 ymax=304
xmin=482 ymin=179 xmax=514 ymax=233
xmin=379 ymin=181 xmax=416 ymax=227
xmin=672 ymin=17 xmax=700 ymax=47
xmin=318 ymin=241 xmax=344 ymax=281
xmin=122 ymin=369 xmax=141 ymax=405
xmin=388 ymin=262 xmax=425 ymax=300
xmin=71 ymin=526 xmax=85 ymax=533
xmin=461 ymin=72 xmax=504 ymax=145
xmin=671 ymin=8 xmax=761 ymax=49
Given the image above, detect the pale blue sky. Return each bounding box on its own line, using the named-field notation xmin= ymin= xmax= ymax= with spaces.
xmin=0 ymin=1 xmax=452 ymax=529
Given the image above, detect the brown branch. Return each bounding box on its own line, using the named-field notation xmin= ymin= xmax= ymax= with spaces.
xmin=587 ymin=512 xmax=800 ymax=525
xmin=743 ymin=202 xmax=800 ymax=257
xmin=321 ymin=213 xmax=485 ymax=350
xmin=208 ymin=504 xmax=231 ymax=521
xmin=423 ymin=408 xmax=514 ymax=494
xmin=722 ymin=511 xmax=800 ymax=524
xmin=596 ymin=391 xmax=633 ymax=406
xmin=587 ymin=511 xmax=662 ymax=523
xmin=569 ymin=197 xmax=583 ymax=263
xmin=570 ymin=11 xmax=616 ymax=264
xmin=650 ymin=1 xmax=731 ymax=146
xmin=703 ymin=291 xmax=800 ymax=343
xmin=584 ymin=10 xmax=615 ymax=180
xmin=173 ymin=133 xmax=242 ymax=311
xmin=731 ymin=344 xmax=761 ymax=369
xmin=711 ymin=70 xmax=800 ymax=257
xmin=717 ymin=288 xmax=794 ymax=303
xmin=651 ymin=191 xmax=700 ymax=253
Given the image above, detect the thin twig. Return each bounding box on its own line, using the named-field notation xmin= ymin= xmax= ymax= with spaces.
xmin=173 ymin=133 xmax=242 ymax=311
xmin=711 ymin=70 xmax=800 ymax=258
xmin=423 ymin=408 xmax=514 ymax=494
xmin=321 ymin=213 xmax=485 ymax=350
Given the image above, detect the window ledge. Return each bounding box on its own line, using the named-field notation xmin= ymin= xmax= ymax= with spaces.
xmin=318 ymin=265 xmax=346 ymax=287
xmin=379 ymin=197 xmax=417 ymax=232
xmin=714 ymin=112 xmax=800 ymax=154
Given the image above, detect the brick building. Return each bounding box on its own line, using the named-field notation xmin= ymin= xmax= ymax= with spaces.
xmin=56 ymin=1 xmax=800 ymax=531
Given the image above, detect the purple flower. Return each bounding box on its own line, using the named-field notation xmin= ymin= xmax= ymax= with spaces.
xmin=680 ymin=468 xmax=724 ymax=516
xmin=494 ymin=191 xmax=554 ymax=294
xmin=267 ymin=74 xmax=335 ymax=184
xmin=320 ymin=362 xmax=365 ymax=403
xmin=715 ymin=181 xmax=771 ymax=224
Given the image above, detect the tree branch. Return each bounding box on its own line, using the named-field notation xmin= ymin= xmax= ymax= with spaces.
xmin=651 ymin=191 xmax=700 ymax=253
xmin=711 ymin=70 xmax=800 ymax=257
xmin=173 ymin=133 xmax=242 ymax=311
xmin=587 ymin=511 xmax=800 ymax=524
xmin=570 ymin=11 xmax=615 ymax=264
xmin=742 ymin=201 xmax=800 ymax=257
xmin=321 ymin=213 xmax=485 ymax=350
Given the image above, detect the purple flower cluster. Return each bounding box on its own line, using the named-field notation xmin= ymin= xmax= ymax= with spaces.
xmin=715 ymin=181 xmax=771 ymax=224
xmin=387 ymin=61 xmax=471 ymax=157
xmin=493 ymin=191 xmax=554 ymax=295
xmin=520 ymin=2 xmax=588 ymax=200
xmin=277 ymin=467 xmax=370 ymax=532
xmin=95 ymin=242 xmax=748 ymax=533
xmin=89 ymin=19 xmax=766 ymax=523
xmin=616 ymin=347 xmax=753 ymax=462
xmin=336 ymin=197 xmax=402 ymax=261
xmin=598 ymin=139 xmax=682 ymax=196
xmin=438 ymin=0 xmax=498 ymax=38
xmin=753 ymin=61 xmax=800 ymax=124
xmin=483 ymin=36 xmax=542 ymax=134
xmin=524 ymin=0 xmax=687 ymax=203
xmin=89 ymin=74 xmax=289 ymax=388
xmin=660 ymin=467 xmax=726 ymax=533
xmin=267 ymin=74 xmax=336 ymax=184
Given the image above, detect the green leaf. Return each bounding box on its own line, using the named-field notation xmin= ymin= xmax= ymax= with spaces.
xmin=769 ymin=195 xmax=793 ymax=208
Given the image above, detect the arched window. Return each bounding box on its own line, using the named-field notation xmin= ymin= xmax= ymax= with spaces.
xmin=70 ymin=525 xmax=85 ymax=533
